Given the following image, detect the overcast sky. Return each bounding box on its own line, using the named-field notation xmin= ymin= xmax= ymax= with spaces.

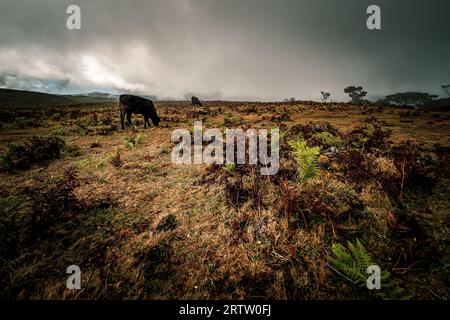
xmin=0 ymin=0 xmax=449 ymax=101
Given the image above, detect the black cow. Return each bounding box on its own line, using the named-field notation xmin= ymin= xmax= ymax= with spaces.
xmin=191 ymin=96 xmax=203 ymax=107
xmin=119 ymin=94 xmax=160 ymax=129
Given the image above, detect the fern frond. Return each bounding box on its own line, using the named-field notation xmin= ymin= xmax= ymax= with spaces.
xmin=312 ymin=131 xmax=344 ymax=147
xmin=328 ymin=242 xmax=366 ymax=284
xmin=289 ymin=139 xmax=320 ymax=182
xmin=327 ymin=239 xmax=408 ymax=299
xmin=329 ymin=240 xmax=375 ymax=286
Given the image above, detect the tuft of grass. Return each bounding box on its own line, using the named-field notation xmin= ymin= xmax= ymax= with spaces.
xmin=97 ymin=160 xmax=105 ymax=171
xmin=147 ymin=163 xmax=158 ymax=173
xmin=108 ymin=151 xmax=122 ymax=168
xmin=53 ymin=127 xmax=68 ymax=136
xmin=64 ymin=144 xmax=83 ymax=157
xmin=75 ymin=155 xmax=92 ymax=169
xmin=223 ymin=163 xmax=236 ymax=174
xmin=124 ymin=134 xmax=144 ymax=148
xmin=223 ymin=114 xmax=244 ymax=127
xmin=160 ymin=145 xmax=170 ymax=155
xmin=0 ymin=196 xmax=20 ymax=216
xmin=76 ymin=117 xmax=97 ymax=128
xmin=124 ymin=140 xmax=134 ymax=149
xmin=135 ymin=134 xmax=144 ymax=145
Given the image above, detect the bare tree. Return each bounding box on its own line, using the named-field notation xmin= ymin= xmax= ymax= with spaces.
xmin=320 ymin=91 xmax=331 ymax=102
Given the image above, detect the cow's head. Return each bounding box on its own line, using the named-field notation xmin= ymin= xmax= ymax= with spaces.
xmin=152 ymin=115 xmax=160 ymax=126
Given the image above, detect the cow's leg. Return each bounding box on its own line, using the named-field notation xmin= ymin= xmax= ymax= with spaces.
xmin=126 ymin=112 xmax=133 ymax=127
xmin=119 ymin=103 xmax=125 ymax=130
xmin=120 ymin=110 xmax=125 ymax=130
xmin=144 ymin=115 xmax=148 ymax=129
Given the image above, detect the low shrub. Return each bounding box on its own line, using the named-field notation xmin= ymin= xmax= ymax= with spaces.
xmin=1 ymin=136 xmax=65 ymax=172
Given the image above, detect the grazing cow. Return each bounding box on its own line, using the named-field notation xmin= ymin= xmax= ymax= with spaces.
xmin=191 ymin=96 xmax=203 ymax=107
xmin=119 ymin=94 xmax=160 ymax=129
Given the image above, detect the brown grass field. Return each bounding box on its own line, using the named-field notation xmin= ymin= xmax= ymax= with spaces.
xmin=0 ymin=101 xmax=449 ymax=299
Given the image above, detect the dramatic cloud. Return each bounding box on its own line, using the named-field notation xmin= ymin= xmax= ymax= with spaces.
xmin=0 ymin=0 xmax=449 ymax=100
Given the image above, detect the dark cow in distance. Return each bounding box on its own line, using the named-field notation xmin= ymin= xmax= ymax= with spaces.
xmin=119 ymin=94 xmax=160 ymax=129
xmin=191 ymin=96 xmax=203 ymax=107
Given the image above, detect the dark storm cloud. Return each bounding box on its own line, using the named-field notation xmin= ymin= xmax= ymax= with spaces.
xmin=0 ymin=0 xmax=449 ymax=100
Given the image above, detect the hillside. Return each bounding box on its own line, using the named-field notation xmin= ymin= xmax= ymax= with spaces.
xmin=0 ymin=88 xmax=116 ymax=109
xmin=0 ymin=88 xmax=78 ymax=109
xmin=62 ymin=93 xmax=117 ymax=104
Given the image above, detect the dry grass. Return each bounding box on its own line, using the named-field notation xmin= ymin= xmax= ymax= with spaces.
xmin=0 ymin=101 xmax=449 ymax=300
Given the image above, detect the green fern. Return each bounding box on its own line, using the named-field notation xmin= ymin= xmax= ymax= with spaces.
xmin=289 ymin=139 xmax=320 ymax=182
xmin=328 ymin=240 xmax=407 ymax=299
xmin=223 ymin=163 xmax=236 ymax=174
xmin=312 ymin=131 xmax=344 ymax=148
xmin=328 ymin=240 xmax=375 ymax=285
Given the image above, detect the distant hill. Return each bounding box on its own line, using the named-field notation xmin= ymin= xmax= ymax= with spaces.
xmin=0 ymin=88 xmax=117 ymax=109
xmin=62 ymin=91 xmax=118 ymax=104
xmin=86 ymin=91 xmax=119 ymax=99
xmin=0 ymin=88 xmax=78 ymax=109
